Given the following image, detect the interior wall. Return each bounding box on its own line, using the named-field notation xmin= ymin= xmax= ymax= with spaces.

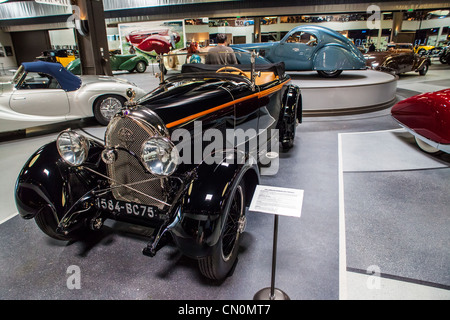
xmin=0 ymin=30 xmax=17 ymax=71
xmin=10 ymin=30 xmax=51 ymax=65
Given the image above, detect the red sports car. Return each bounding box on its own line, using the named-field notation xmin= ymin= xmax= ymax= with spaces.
xmin=126 ymin=29 xmax=181 ymax=54
xmin=391 ymin=88 xmax=450 ymax=154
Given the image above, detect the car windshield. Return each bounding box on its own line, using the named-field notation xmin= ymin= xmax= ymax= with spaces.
xmin=12 ymin=65 xmax=26 ymax=86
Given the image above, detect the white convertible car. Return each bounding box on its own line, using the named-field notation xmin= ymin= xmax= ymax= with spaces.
xmin=0 ymin=61 xmax=146 ymax=133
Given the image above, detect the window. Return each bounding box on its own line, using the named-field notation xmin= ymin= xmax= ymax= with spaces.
xmin=286 ymin=32 xmax=318 ymax=46
xmin=18 ymin=72 xmax=61 ymax=90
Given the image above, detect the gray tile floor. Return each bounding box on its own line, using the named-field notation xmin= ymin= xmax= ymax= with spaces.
xmin=0 ymin=62 xmax=449 ymax=300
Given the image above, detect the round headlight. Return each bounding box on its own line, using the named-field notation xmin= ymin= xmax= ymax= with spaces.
xmin=56 ymin=131 xmax=89 ymax=166
xmin=141 ymin=137 xmax=179 ymax=176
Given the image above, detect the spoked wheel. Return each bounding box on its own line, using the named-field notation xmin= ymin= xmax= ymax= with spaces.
xmin=198 ymin=180 xmax=246 ymax=280
xmin=317 ymin=70 xmax=343 ymax=78
xmin=94 ymin=95 xmax=126 ymax=126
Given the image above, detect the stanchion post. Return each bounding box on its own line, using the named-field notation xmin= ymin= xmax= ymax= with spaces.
xmin=253 ymin=215 xmax=290 ymax=300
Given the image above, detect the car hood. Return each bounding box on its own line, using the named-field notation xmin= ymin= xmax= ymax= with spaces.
xmin=78 ymin=75 xmax=146 ymax=98
xmin=137 ymin=78 xmax=236 ymax=130
xmin=232 ymin=42 xmax=277 ymax=51
xmin=79 ymin=75 xmax=135 ymax=86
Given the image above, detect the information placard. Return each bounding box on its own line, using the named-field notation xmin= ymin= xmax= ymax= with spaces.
xmin=249 ymin=185 xmax=304 ymax=218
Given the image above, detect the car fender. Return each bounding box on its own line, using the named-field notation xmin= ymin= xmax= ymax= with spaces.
xmin=137 ymin=35 xmax=171 ymax=54
xmin=416 ymin=56 xmax=430 ymax=71
xmin=119 ymin=56 xmax=148 ymax=71
xmin=278 ymin=84 xmax=302 ymax=142
xmin=170 ymin=151 xmax=260 ymax=258
xmin=313 ymin=44 xmax=365 ymax=70
xmin=15 ymin=140 xmax=104 ymax=223
xmin=72 ymin=81 xmax=144 ymax=117
xmin=66 ymin=59 xmax=81 ymax=75
xmin=283 ymin=84 xmax=302 ymax=123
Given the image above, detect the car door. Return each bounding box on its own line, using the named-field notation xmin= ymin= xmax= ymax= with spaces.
xmin=396 ymin=52 xmax=415 ymax=73
xmin=10 ymin=72 xmax=70 ymax=117
xmin=274 ymin=31 xmax=318 ymax=70
xmin=109 ymin=54 xmax=122 ymax=70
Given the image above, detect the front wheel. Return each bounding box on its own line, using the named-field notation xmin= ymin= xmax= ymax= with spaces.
xmin=415 ymin=136 xmax=441 ymax=155
xmin=198 ymin=180 xmax=246 ymax=280
xmin=93 ymin=95 xmax=126 ymax=126
xmin=317 ymin=70 xmax=343 ymax=78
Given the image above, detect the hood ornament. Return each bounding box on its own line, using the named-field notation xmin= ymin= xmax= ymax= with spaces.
xmin=124 ymin=88 xmax=138 ymax=111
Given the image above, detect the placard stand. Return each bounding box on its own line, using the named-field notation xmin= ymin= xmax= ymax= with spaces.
xmin=249 ymin=185 xmax=304 ymax=301
xmin=253 ymin=215 xmax=290 ymax=300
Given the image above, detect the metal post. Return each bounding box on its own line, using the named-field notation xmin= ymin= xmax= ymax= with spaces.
xmin=254 ymin=215 xmax=290 ymax=300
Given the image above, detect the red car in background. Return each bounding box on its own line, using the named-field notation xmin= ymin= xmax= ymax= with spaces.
xmin=126 ymin=29 xmax=181 ymax=54
xmin=392 ymin=88 xmax=450 ymax=154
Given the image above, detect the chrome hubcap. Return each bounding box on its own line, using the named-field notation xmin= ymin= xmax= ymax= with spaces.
xmin=100 ymin=97 xmax=122 ymax=120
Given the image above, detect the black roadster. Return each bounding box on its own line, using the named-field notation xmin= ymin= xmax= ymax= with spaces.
xmin=15 ymin=53 xmax=302 ymax=280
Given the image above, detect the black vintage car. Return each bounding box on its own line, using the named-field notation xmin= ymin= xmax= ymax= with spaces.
xmin=14 ymin=53 xmax=302 ymax=280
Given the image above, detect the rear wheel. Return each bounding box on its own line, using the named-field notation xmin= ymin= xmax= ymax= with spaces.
xmin=419 ymin=63 xmax=428 ymax=76
xmin=198 ymin=180 xmax=246 ymax=280
xmin=135 ymin=61 xmax=147 ymax=73
xmin=317 ymin=70 xmax=343 ymax=78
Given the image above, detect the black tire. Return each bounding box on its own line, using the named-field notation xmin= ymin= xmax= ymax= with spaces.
xmin=317 ymin=70 xmax=343 ymax=78
xmin=93 ymin=95 xmax=126 ymax=126
xmin=198 ymin=180 xmax=246 ymax=280
xmin=439 ymin=55 xmax=447 ymax=64
xmin=35 ymin=206 xmax=76 ymax=241
xmin=135 ymin=61 xmax=147 ymax=73
xmin=419 ymin=63 xmax=428 ymax=76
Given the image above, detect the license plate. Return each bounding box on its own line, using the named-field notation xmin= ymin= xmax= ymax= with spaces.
xmin=95 ymin=197 xmax=157 ymax=219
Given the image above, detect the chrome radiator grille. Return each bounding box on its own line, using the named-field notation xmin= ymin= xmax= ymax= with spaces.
xmin=105 ymin=115 xmax=168 ymax=209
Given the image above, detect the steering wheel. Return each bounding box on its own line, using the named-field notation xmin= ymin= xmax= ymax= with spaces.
xmin=216 ymin=66 xmax=248 ymax=77
xmin=306 ymin=39 xmax=317 ymax=46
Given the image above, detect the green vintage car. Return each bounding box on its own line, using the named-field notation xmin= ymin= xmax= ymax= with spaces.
xmin=67 ymin=52 xmax=148 ymax=75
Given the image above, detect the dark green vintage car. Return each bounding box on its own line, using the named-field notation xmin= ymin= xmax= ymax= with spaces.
xmin=67 ymin=52 xmax=148 ymax=74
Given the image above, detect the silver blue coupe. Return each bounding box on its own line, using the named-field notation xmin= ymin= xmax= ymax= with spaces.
xmin=232 ymin=25 xmax=366 ymax=77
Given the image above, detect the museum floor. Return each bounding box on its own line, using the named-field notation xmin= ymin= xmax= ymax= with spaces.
xmin=0 ymin=62 xmax=449 ymax=300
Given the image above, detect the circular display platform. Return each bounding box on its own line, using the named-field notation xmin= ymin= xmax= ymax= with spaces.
xmin=287 ymin=70 xmax=397 ymax=116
